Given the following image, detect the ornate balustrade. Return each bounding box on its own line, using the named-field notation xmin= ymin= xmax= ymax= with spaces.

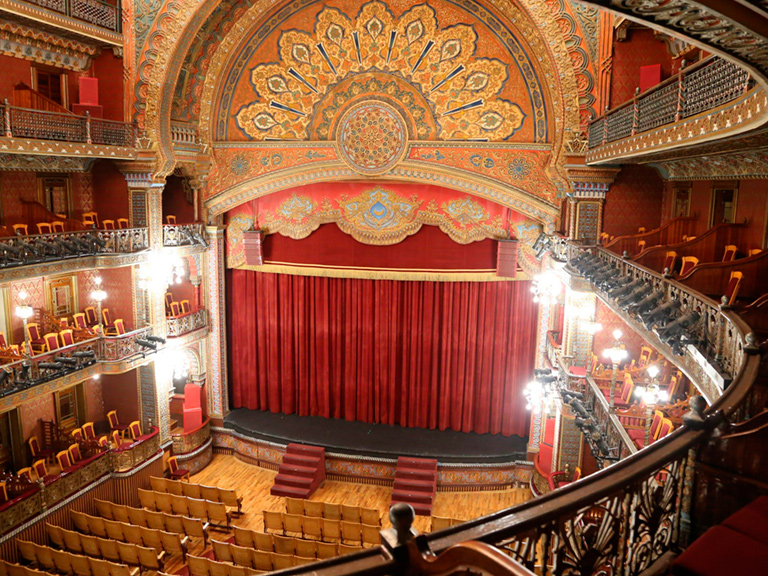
xmin=22 ymin=0 xmax=120 ymax=32
xmin=587 ymin=56 xmax=760 ymax=163
xmin=170 ymin=121 xmax=200 ymax=147
xmin=0 ymin=228 xmax=148 ymax=271
xmin=545 ymin=331 xmax=561 ymax=367
xmin=98 ymin=327 xmax=159 ymax=363
xmin=171 ymin=418 xmax=210 ymax=455
xmin=113 ymin=427 xmax=160 ymax=472
xmin=162 ymin=224 xmax=207 ymax=248
xmin=581 ymin=373 xmax=637 ymax=464
xmin=0 ymin=337 xmax=98 ymax=397
xmin=3 ymin=103 xmax=134 ymax=146
xmin=166 ymin=308 xmax=207 ymax=338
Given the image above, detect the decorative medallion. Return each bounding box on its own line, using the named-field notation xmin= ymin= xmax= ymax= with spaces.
xmin=336 ymin=101 xmax=408 ymax=176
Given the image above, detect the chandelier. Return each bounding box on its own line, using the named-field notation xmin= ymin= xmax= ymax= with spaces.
xmin=530 ymin=271 xmax=561 ymax=304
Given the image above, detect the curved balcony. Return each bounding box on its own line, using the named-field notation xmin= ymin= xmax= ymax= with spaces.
xmin=586 ymin=57 xmax=765 ymax=164
xmin=162 ymin=224 xmax=208 ymax=249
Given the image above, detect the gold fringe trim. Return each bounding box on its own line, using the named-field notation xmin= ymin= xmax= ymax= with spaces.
xmin=236 ymin=262 xmax=530 ymax=282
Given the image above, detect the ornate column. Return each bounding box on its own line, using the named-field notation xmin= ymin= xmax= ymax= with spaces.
xmin=139 ymin=362 xmax=172 ymax=444
xmin=564 ymin=160 xmax=620 ymax=245
xmin=561 ymin=287 xmax=598 ymax=369
xmin=205 ymin=226 xmax=228 ymax=422
xmin=553 ymin=400 xmax=583 ymax=474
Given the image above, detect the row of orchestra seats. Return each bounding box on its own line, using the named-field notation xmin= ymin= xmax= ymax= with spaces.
xmin=23 ymin=528 xmax=166 ymax=572
xmin=262 ymin=511 xmax=377 ymax=543
xmin=284 ymin=497 xmax=380 ymax=526
xmin=138 ymin=489 xmax=232 ymax=529
xmin=150 ymin=477 xmax=242 ymax=515
xmin=14 ymin=541 xmax=139 ymax=576
xmin=229 ymin=526 xmax=361 ymax=557
xmin=66 ymin=512 xmax=189 ymax=559
xmin=186 ymin=555 xmax=260 ymax=576
xmin=212 ymin=538 xmax=365 ymax=567
xmin=94 ymin=499 xmax=209 ymax=543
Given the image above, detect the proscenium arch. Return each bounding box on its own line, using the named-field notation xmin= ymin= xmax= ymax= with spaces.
xmin=140 ymin=0 xmax=583 ymax=177
xmin=204 ymin=162 xmax=561 ymax=233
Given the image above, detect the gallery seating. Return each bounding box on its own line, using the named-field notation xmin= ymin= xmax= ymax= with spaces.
xmin=15 ymin=540 xmax=139 ymax=576
xmin=150 ymin=477 xmax=240 ymax=514
xmin=65 ymin=511 xmax=189 ymax=559
xmin=284 ymin=497 xmax=379 ymax=526
xmin=262 ymin=510 xmax=376 ymax=544
xmin=137 ymin=489 xmax=231 ymax=529
xmin=93 ymin=498 xmax=208 ymax=543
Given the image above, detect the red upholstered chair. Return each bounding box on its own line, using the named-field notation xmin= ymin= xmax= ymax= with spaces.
xmin=56 ymin=450 xmax=73 ymax=472
xmin=13 ymin=223 xmax=28 ymax=236
xmin=73 ymin=313 xmax=87 ymax=331
xmin=68 ymin=443 xmax=82 ymax=463
xmin=548 ymin=466 xmax=581 ymax=491
xmin=32 ymin=459 xmax=48 ymax=480
xmin=107 ymin=410 xmax=129 ymax=438
xmin=0 ymin=481 xmax=7 ymax=502
xmin=117 ymin=218 xmax=129 ymax=230
xmin=59 ymin=329 xmax=75 ymax=347
xmin=724 ymin=271 xmax=743 ymax=305
xmin=17 ymin=467 xmax=33 ymax=482
xmin=629 ymin=410 xmax=664 ymax=449
xmin=723 ymin=244 xmax=738 ymax=262
xmin=637 ymin=227 xmax=646 ymax=234
xmin=43 ymin=332 xmax=60 ymax=352
xmin=170 ymin=302 xmax=181 ymax=317
xmin=679 ymin=256 xmax=698 ymax=277
xmin=183 ymin=383 xmax=203 ymax=433
xmin=102 ymin=308 xmax=114 ymax=329
xmin=748 ymin=248 xmax=763 ymax=257
xmin=166 ymin=215 xmax=177 ymax=225
xmin=636 ymin=239 xmax=646 ymax=254
xmin=37 ymin=222 xmax=52 ymax=234
xmin=0 ymin=331 xmax=7 ymax=349
xmin=102 ymin=220 xmax=115 ymax=230
xmin=52 ymin=221 xmax=65 ymax=233
xmin=662 ymin=251 xmax=677 ymax=273
xmin=84 ymin=307 xmax=98 ymax=327
xmin=26 ymin=323 xmax=46 ymax=354
xmin=82 ymin=422 xmax=95 ymax=440
xmin=28 ymin=436 xmax=53 ymax=463
xmin=82 ymin=212 xmax=99 ymax=228
xmin=105 ymin=318 xmax=125 ymax=337
xmin=110 ymin=430 xmax=122 ymax=448
xmin=128 ymin=420 xmax=142 ymax=440
xmin=181 ymin=300 xmax=191 ymax=314
xmin=97 ymin=436 xmax=109 ymax=448
xmin=71 ymin=428 xmax=83 ymax=441
xmin=167 ymin=456 xmax=190 ymax=482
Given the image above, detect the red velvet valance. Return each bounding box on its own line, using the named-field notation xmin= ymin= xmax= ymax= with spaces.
xmin=227 ymin=270 xmax=536 ymax=437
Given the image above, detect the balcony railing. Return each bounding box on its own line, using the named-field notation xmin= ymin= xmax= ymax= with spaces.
xmin=98 ymin=326 xmax=158 ymax=363
xmin=171 ymin=418 xmax=210 ymax=455
xmin=0 ymin=228 xmax=148 ymax=270
xmin=588 ymin=56 xmax=753 ymax=150
xmin=170 ymin=121 xmax=200 ymax=147
xmin=162 ymin=224 xmax=207 ymax=248
xmin=23 ymin=0 xmax=121 ymax=33
xmin=3 ymin=103 xmax=135 ymax=147
xmin=166 ymin=308 xmax=207 ymax=338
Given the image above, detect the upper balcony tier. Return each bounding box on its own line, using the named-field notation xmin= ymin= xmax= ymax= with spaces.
xmin=586 ymin=56 xmax=765 ymax=164
xmin=0 ymin=0 xmax=122 ymax=45
xmin=1 ymin=102 xmax=137 ymax=160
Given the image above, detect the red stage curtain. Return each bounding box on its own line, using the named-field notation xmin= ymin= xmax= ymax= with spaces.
xmin=227 ymin=270 xmax=537 ymax=437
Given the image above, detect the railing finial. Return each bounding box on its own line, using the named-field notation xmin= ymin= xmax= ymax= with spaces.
xmin=390 ymin=502 xmax=416 ymax=546
xmin=683 ymin=395 xmax=707 ymax=430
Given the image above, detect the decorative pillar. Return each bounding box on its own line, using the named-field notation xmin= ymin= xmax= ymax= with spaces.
xmin=554 ymin=401 xmax=583 ymax=473
xmin=205 ymin=226 xmax=228 ymax=421
xmin=564 ymin=161 xmax=620 ymax=245
xmin=561 ymin=288 xmax=598 ymax=368
xmin=138 ymin=362 xmax=171 ymax=444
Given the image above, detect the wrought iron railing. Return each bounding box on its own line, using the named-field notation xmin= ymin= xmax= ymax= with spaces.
xmin=545 ymin=331 xmax=561 ymax=368
xmin=162 ymin=223 xmax=207 ymax=247
xmin=3 ymin=102 xmax=135 ymax=146
xmin=166 ymin=308 xmax=207 ymax=338
xmin=23 ymin=0 xmax=121 ymax=32
xmin=0 ymin=228 xmax=149 ymax=270
xmin=588 ymin=56 xmax=754 ymax=149
xmin=113 ymin=427 xmax=160 ymax=472
xmin=98 ymin=327 xmax=158 ymax=363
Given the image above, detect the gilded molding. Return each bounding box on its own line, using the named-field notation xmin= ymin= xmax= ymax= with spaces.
xmin=659 ymin=149 xmax=768 ymax=180
xmin=0 ymin=138 xmax=137 ymax=160
xmin=0 ymin=19 xmax=98 ymax=71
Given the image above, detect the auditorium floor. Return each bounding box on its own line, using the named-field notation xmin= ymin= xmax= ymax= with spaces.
xmin=192 ymin=454 xmax=531 ymax=534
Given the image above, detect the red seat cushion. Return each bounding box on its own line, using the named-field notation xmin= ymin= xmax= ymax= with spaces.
xmin=568 ymin=366 xmax=586 ymax=377
xmin=671 ymin=525 xmax=768 ymax=576
xmin=722 ymin=497 xmax=768 ymax=546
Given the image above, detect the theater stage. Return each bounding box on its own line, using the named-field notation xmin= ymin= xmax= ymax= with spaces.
xmin=224 ymin=408 xmax=528 ymax=463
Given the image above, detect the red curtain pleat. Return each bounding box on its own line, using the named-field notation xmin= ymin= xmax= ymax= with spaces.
xmin=227 ymin=270 xmax=537 ymax=437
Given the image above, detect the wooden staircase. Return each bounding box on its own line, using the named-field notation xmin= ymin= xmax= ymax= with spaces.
xmin=391 ymin=456 xmax=438 ymax=516
xmin=270 ymin=443 xmax=326 ymax=499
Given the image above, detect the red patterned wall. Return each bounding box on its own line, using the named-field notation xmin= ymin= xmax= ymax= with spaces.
xmin=0 ymin=54 xmax=32 ymax=103
xmin=610 ymin=29 xmax=676 ymax=107
xmin=162 ymin=176 xmax=195 ymax=224
xmin=8 ymin=278 xmax=45 ymax=344
xmin=20 ymin=393 xmax=55 ymax=443
xmin=92 ymin=160 xmax=130 ymax=222
xmin=84 ymin=377 xmax=106 ymax=431
xmin=89 ymin=50 xmax=125 ymax=121
xmin=101 ymin=371 xmax=139 ymax=425
xmin=97 ymin=267 xmax=135 ymax=328
xmin=603 ymin=165 xmax=664 ymax=238
xmin=1 ymin=171 xmax=38 ymax=225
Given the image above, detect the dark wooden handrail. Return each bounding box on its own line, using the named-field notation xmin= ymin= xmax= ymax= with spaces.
xmin=634 ymin=222 xmax=748 ymax=273
xmin=679 ymin=249 xmax=768 ymax=301
xmin=604 ymin=216 xmax=698 ymax=256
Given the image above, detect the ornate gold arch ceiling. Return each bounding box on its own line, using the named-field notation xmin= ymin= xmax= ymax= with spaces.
xmin=132 ymin=0 xmax=598 ymax=230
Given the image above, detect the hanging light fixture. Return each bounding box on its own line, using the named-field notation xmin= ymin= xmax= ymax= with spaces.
xmin=531 ymin=271 xmax=561 ymax=304
xmin=634 ymin=365 xmax=669 ymax=446
xmin=602 ymin=329 xmax=628 ymax=409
